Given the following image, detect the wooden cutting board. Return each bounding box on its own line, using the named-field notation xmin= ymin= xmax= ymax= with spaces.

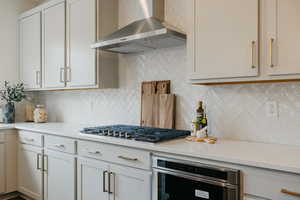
xmin=141 ymin=81 xmax=176 ymax=129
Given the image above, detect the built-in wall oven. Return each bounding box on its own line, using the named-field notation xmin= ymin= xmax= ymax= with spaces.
xmin=152 ymin=156 xmax=241 ymax=200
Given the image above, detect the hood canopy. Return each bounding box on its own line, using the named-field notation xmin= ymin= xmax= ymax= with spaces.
xmin=91 ymin=0 xmax=186 ymax=54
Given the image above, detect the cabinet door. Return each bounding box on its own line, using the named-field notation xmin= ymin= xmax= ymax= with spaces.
xmin=19 ymin=12 xmax=42 ymax=89
xmin=0 ymin=143 xmax=5 ymax=194
xmin=109 ymin=164 xmax=152 ymax=200
xmin=192 ymin=0 xmax=259 ymax=80
xmin=77 ymin=158 xmax=109 ymax=200
xmin=66 ymin=0 xmax=96 ymax=87
xmin=43 ymin=150 xmax=76 ymax=200
xmin=18 ymin=144 xmax=43 ymax=200
xmin=43 ymin=2 xmax=66 ymax=88
xmin=266 ymin=0 xmax=300 ymax=76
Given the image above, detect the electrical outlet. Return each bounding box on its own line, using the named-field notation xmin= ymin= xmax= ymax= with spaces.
xmin=266 ymin=101 xmax=279 ymax=119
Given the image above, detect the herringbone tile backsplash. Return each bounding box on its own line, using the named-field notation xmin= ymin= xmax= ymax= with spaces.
xmin=33 ymin=0 xmax=300 ymax=146
xmin=36 ymin=46 xmax=300 ymax=146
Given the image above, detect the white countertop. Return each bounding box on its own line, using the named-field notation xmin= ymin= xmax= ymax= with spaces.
xmin=0 ymin=123 xmax=15 ymax=130
xmin=1 ymin=122 xmax=300 ymax=174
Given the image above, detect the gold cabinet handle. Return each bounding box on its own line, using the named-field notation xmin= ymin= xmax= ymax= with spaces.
xmin=36 ymin=153 xmax=42 ymax=170
xmin=24 ymin=137 xmax=34 ymax=142
xmin=53 ymin=144 xmax=65 ymax=149
xmin=251 ymin=41 xmax=256 ymax=69
xmin=270 ymin=38 xmax=275 ymax=68
xmin=43 ymin=155 xmax=48 ymax=172
xmin=87 ymin=150 xmax=101 ymax=155
xmin=66 ymin=67 xmax=71 ymax=83
xmin=103 ymin=171 xmax=108 ymax=193
xmin=36 ymin=70 xmax=40 ymax=86
xmin=108 ymin=172 xmax=116 ymax=200
xmin=60 ymin=67 xmax=65 ymax=83
xmin=281 ymin=189 xmax=300 ymax=197
xmin=118 ymin=155 xmax=138 ymax=161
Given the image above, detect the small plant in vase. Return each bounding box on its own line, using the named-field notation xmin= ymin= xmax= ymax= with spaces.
xmin=0 ymin=81 xmax=26 ymax=123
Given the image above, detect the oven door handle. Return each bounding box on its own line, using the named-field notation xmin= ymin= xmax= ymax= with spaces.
xmin=153 ymin=168 xmax=238 ymax=189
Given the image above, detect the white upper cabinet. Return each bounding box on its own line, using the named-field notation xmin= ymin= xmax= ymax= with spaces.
xmin=43 ymin=1 xmax=66 ymax=89
xmin=189 ymin=0 xmax=300 ymax=84
xmin=266 ymin=0 xmax=300 ymax=76
xmin=19 ymin=12 xmax=42 ymax=89
xmin=19 ymin=0 xmax=118 ymax=91
xmin=190 ymin=0 xmax=259 ymax=80
xmin=66 ymin=0 xmax=96 ymax=88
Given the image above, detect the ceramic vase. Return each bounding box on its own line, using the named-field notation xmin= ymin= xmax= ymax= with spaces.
xmin=3 ymin=102 xmax=15 ymax=123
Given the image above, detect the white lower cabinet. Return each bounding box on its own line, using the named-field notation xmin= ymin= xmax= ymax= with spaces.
xmin=15 ymin=131 xmax=300 ymax=200
xmin=0 ymin=143 xmax=5 ymax=194
xmin=43 ymin=150 xmax=76 ymax=200
xmin=77 ymin=158 xmax=109 ymax=200
xmin=0 ymin=132 xmax=18 ymax=194
xmin=109 ymin=164 xmax=152 ymax=200
xmin=243 ymin=167 xmax=300 ymax=200
xmin=18 ymin=144 xmax=43 ymax=200
xmin=18 ymin=133 xmax=77 ymax=200
xmin=77 ymin=158 xmax=152 ymax=200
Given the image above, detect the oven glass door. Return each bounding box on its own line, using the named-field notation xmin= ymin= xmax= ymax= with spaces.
xmin=157 ymin=171 xmax=232 ymax=200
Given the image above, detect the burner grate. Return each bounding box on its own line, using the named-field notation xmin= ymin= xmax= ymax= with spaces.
xmin=81 ymin=125 xmax=190 ymax=143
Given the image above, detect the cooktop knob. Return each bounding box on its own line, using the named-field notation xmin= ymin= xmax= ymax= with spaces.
xmin=125 ymin=132 xmax=133 ymax=139
xmin=108 ymin=130 xmax=114 ymax=136
xmin=113 ymin=131 xmax=120 ymax=137
xmin=102 ymin=130 xmax=109 ymax=136
xmin=119 ymin=132 xmax=126 ymax=138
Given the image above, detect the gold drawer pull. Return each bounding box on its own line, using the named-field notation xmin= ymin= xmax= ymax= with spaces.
xmin=270 ymin=38 xmax=275 ymax=68
xmin=251 ymin=41 xmax=256 ymax=69
xmin=24 ymin=138 xmax=34 ymax=142
xmin=53 ymin=144 xmax=65 ymax=149
xmin=118 ymin=155 xmax=138 ymax=161
xmin=88 ymin=150 xmax=101 ymax=155
xmin=281 ymin=189 xmax=300 ymax=197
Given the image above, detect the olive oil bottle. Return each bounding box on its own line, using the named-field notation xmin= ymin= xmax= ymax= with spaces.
xmin=196 ymin=101 xmax=207 ymax=130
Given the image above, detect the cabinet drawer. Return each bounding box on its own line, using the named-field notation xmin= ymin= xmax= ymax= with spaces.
xmin=18 ymin=131 xmax=43 ymax=147
xmin=78 ymin=140 xmax=151 ymax=170
xmin=45 ymin=135 xmax=76 ymax=154
xmin=244 ymin=168 xmax=300 ymax=200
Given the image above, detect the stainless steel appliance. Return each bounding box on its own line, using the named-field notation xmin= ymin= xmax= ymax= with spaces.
xmin=153 ymin=157 xmax=240 ymax=200
xmin=80 ymin=125 xmax=190 ymax=143
xmin=91 ymin=0 xmax=186 ymax=54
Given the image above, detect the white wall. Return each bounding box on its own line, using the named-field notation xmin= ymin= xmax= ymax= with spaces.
xmin=34 ymin=0 xmax=300 ymax=146
xmin=0 ymin=0 xmax=37 ymax=122
xmin=0 ymin=0 xmax=37 ymax=89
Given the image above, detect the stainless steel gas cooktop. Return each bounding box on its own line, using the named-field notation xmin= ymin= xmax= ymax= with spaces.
xmin=80 ymin=125 xmax=190 ymax=143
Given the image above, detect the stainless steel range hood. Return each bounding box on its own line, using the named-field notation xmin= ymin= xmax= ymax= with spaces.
xmin=91 ymin=0 xmax=186 ymax=54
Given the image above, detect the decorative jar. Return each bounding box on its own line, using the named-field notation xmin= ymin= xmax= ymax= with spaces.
xmin=34 ymin=105 xmax=47 ymax=123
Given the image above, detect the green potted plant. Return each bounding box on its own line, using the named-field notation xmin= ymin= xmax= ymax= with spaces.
xmin=0 ymin=81 xmax=26 ymax=123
